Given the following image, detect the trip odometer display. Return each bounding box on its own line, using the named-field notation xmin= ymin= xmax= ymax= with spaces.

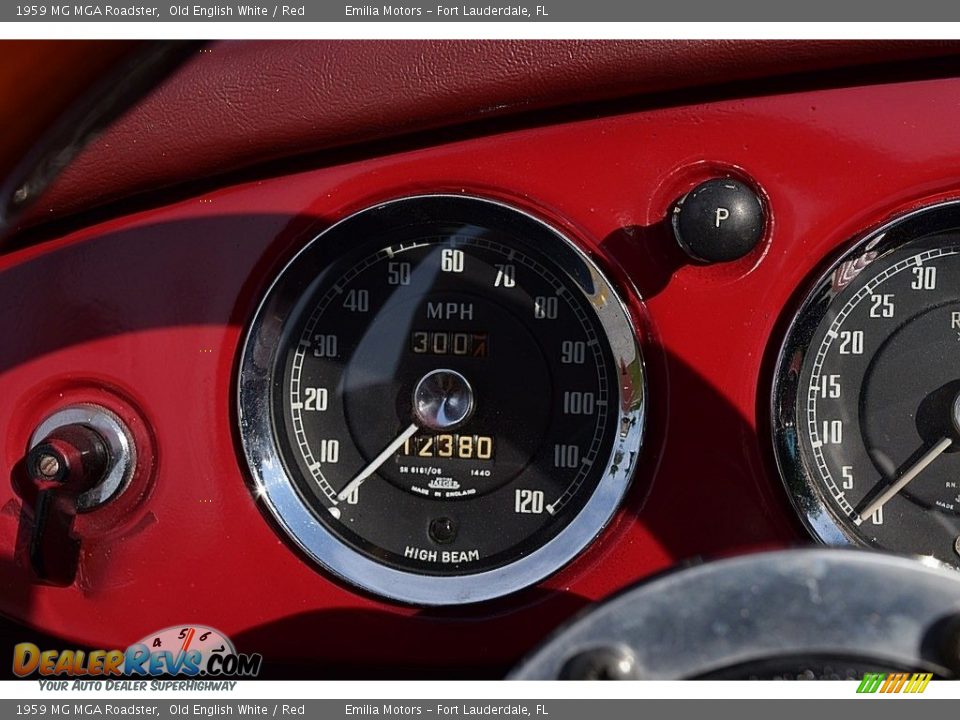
xmin=238 ymin=196 xmax=645 ymax=604
xmin=774 ymin=201 xmax=960 ymax=567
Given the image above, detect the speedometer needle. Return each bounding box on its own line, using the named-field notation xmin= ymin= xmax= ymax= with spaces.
xmin=336 ymin=423 xmax=419 ymax=502
xmin=855 ymin=436 xmax=953 ymax=525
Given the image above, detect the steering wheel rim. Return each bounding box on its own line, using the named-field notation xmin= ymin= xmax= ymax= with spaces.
xmin=511 ymin=548 xmax=960 ymax=680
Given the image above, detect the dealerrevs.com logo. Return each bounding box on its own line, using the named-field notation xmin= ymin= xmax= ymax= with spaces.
xmin=13 ymin=625 xmax=262 ymax=681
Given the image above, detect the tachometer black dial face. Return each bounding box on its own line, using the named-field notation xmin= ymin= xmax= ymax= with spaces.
xmin=238 ymin=196 xmax=645 ymax=604
xmin=774 ymin=202 xmax=960 ymax=567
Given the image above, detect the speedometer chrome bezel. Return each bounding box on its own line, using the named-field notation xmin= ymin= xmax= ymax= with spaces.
xmin=237 ymin=194 xmax=646 ymax=605
xmin=772 ymin=199 xmax=960 ymax=551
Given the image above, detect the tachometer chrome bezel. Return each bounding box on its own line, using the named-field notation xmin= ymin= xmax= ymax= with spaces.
xmin=237 ymin=194 xmax=646 ymax=605
xmin=772 ymin=199 xmax=960 ymax=552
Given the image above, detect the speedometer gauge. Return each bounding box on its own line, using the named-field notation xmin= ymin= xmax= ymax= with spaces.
xmin=238 ymin=196 xmax=645 ymax=604
xmin=773 ymin=200 xmax=960 ymax=567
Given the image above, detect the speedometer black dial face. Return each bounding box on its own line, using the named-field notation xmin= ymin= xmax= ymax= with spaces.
xmin=774 ymin=201 xmax=960 ymax=567
xmin=238 ymin=196 xmax=645 ymax=605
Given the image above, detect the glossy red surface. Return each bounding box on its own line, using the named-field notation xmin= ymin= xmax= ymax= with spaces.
xmin=4 ymin=75 xmax=960 ymax=676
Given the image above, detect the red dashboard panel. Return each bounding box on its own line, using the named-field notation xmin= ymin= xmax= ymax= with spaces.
xmin=19 ymin=39 xmax=960 ymax=228
xmin=4 ymin=74 xmax=960 ymax=676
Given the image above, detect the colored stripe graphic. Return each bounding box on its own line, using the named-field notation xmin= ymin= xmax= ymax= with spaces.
xmin=856 ymin=672 xmax=932 ymax=694
xmin=907 ymin=673 xmax=933 ymax=693
xmin=857 ymin=673 xmax=885 ymax=693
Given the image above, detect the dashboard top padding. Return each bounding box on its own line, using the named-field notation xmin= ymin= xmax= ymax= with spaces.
xmin=20 ymin=39 xmax=960 ymax=229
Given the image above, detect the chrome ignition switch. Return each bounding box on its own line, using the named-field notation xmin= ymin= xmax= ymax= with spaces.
xmin=15 ymin=405 xmax=136 ymax=585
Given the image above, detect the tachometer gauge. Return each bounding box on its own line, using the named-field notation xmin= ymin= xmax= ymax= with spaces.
xmin=773 ymin=200 xmax=960 ymax=567
xmin=238 ymin=196 xmax=645 ymax=604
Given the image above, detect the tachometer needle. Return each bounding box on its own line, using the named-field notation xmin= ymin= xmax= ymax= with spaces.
xmin=855 ymin=436 xmax=953 ymax=525
xmin=336 ymin=423 xmax=419 ymax=503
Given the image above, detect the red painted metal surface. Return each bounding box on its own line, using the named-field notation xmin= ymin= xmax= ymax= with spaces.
xmin=4 ymin=75 xmax=960 ymax=676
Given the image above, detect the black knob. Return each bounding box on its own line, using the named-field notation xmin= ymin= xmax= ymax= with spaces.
xmin=17 ymin=424 xmax=111 ymax=585
xmin=672 ymin=178 xmax=766 ymax=263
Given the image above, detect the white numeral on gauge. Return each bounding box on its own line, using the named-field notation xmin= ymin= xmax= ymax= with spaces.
xmin=303 ymin=387 xmax=329 ymax=411
xmin=343 ymin=289 xmax=369 ymax=312
xmin=819 ymin=374 xmax=841 ymax=398
xmin=441 ymin=249 xmax=465 ymax=272
xmin=534 ymin=296 xmax=558 ymax=319
xmin=313 ymin=334 xmax=339 ymax=358
xmin=515 ymin=489 xmax=545 ymax=514
xmin=560 ymin=340 xmax=586 ymax=365
xmin=869 ymin=293 xmax=895 ymax=318
xmin=841 ymin=465 xmax=854 ymax=490
xmin=494 ymin=263 xmax=516 ymax=287
xmin=317 ymin=439 xmax=340 ymax=464
xmin=821 ymin=420 xmax=843 ymax=445
xmin=553 ymin=444 xmax=580 ymax=468
xmin=911 ymin=265 xmax=937 ymax=290
xmin=838 ymin=330 xmax=864 ymax=355
xmin=563 ymin=391 xmax=596 ymax=415
xmin=387 ymin=262 xmax=411 ymax=285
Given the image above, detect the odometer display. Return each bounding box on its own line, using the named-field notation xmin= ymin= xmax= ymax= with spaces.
xmin=410 ymin=330 xmax=489 ymax=357
xmin=774 ymin=201 xmax=960 ymax=566
xmin=399 ymin=434 xmax=495 ymax=461
xmin=238 ymin=196 xmax=645 ymax=604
